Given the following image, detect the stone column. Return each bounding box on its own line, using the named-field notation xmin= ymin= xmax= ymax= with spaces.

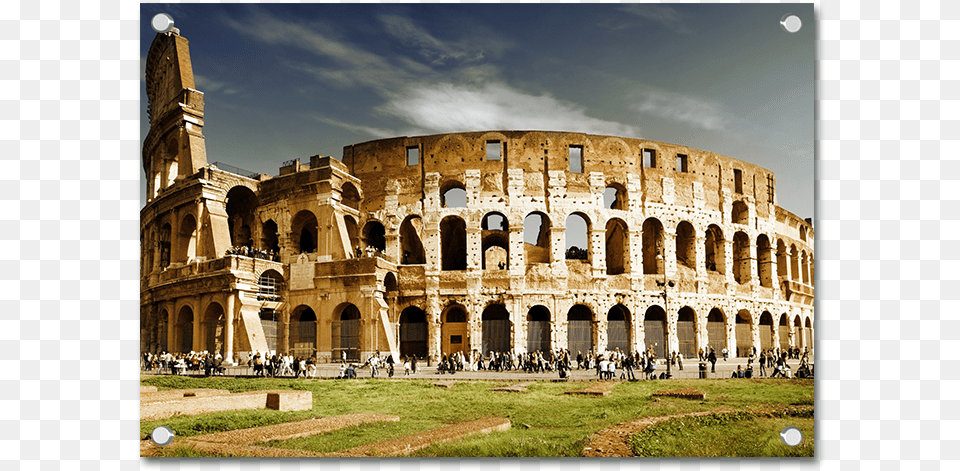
xmin=224 ymin=293 xmax=235 ymax=364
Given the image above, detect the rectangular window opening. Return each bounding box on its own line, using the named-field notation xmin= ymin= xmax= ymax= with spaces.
xmin=734 ymin=169 xmax=743 ymax=194
xmin=451 ymin=335 xmax=462 ymax=344
xmin=677 ymin=154 xmax=688 ymax=173
xmin=569 ymin=146 xmax=583 ymax=173
xmin=643 ymin=149 xmax=656 ymax=168
xmin=406 ymin=146 xmax=419 ymax=166
xmin=486 ymin=141 xmax=501 ymax=161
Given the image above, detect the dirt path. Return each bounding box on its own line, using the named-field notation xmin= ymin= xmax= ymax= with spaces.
xmin=582 ymin=410 xmax=729 ymax=457
xmin=142 ymin=414 xmax=509 ymax=457
xmin=328 ymin=417 xmax=511 ymax=457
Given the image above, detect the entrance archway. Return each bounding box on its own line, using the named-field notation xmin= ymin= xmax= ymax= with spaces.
xmin=526 ymin=306 xmax=551 ymax=353
xmin=202 ymin=303 xmax=224 ymax=355
xmin=176 ymin=306 xmax=194 ymax=354
xmin=333 ymin=304 xmax=361 ymax=361
xmin=677 ymin=306 xmax=696 ymax=358
xmin=643 ymin=305 xmax=667 ymax=358
xmin=290 ymin=305 xmax=317 ymax=358
xmin=567 ymin=305 xmax=594 ymax=356
xmin=441 ymin=306 xmax=468 ymax=357
xmin=779 ymin=313 xmax=791 ymax=351
xmin=707 ymin=308 xmax=726 ymax=356
xmin=481 ymin=304 xmax=511 ymax=355
xmin=735 ymin=310 xmax=752 ymax=357
xmin=759 ymin=311 xmax=774 ymax=352
xmin=399 ymin=306 xmax=428 ymax=359
xmin=606 ymin=305 xmax=630 ymax=354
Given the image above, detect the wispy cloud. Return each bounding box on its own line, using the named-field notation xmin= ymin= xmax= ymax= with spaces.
xmin=632 ymin=88 xmax=730 ymax=131
xmin=378 ymin=83 xmax=639 ymax=137
xmin=194 ymin=74 xmax=237 ymax=95
xmin=379 ymin=14 xmax=480 ymax=65
xmin=612 ymin=5 xmax=691 ymax=34
xmin=310 ymin=116 xmax=396 ymax=140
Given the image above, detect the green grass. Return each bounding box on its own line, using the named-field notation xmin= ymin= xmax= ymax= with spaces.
xmin=628 ymin=410 xmax=815 ymax=457
xmin=141 ymin=376 xmax=814 ymax=457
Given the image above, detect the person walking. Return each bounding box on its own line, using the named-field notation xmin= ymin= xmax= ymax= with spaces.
xmin=708 ymin=348 xmax=718 ymax=373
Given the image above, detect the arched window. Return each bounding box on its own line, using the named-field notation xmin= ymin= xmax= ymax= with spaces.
xmin=341 ymin=182 xmax=361 ymax=211
xmin=565 ymin=213 xmax=589 ymax=261
xmin=523 ymin=212 xmax=551 ymax=264
xmin=362 ymin=220 xmax=386 ymax=253
xmin=605 ymin=218 xmax=628 ymax=275
xmin=733 ymin=231 xmax=751 ymax=284
xmin=441 ymin=181 xmax=466 ymax=208
xmin=642 ymin=218 xmax=664 ymax=274
xmin=676 ymin=221 xmax=696 ymax=270
xmin=291 ymin=210 xmax=318 ymax=254
xmin=757 ymin=234 xmax=773 ymax=287
xmin=440 ymin=216 xmax=467 ymax=270
xmin=705 ymin=225 xmax=725 ymax=274
xmin=400 ymin=216 xmax=425 ymax=264
xmin=604 ymin=183 xmax=628 ymax=210
xmin=482 ymin=212 xmax=509 ymax=270
xmin=732 ymin=201 xmax=749 ymax=225
xmin=226 ymin=186 xmax=258 ymax=248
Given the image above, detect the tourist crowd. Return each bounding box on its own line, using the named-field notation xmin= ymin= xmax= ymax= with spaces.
xmin=225 ymin=246 xmax=281 ymax=262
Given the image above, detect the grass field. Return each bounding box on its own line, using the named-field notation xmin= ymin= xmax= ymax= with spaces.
xmin=141 ymin=375 xmax=814 ymax=457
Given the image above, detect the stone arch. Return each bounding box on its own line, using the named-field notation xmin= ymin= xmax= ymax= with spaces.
xmin=159 ymin=223 xmax=172 ymax=268
xmin=676 ymin=221 xmax=696 ymax=270
xmin=290 ymin=305 xmax=317 ymax=358
xmin=676 ymin=306 xmax=697 ymax=358
xmin=384 ymin=272 xmax=398 ymax=292
xmin=706 ymin=308 xmax=726 ymax=355
xmin=332 ymin=303 xmax=361 ymax=362
xmin=440 ymin=180 xmax=466 ymax=208
xmin=605 ymin=218 xmax=629 ymax=275
xmin=567 ymin=304 xmax=594 ymax=356
xmin=604 ymin=182 xmax=628 ymax=210
xmin=344 ymin=215 xmax=360 ymax=255
xmin=732 ymin=200 xmax=749 ymax=225
xmin=777 ymin=239 xmax=789 ymax=279
xmin=642 ymin=218 xmax=665 ymax=274
xmin=201 ymin=302 xmax=224 ymax=355
xmin=759 ymin=311 xmax=775 ymax=353
xmin=481 ymin=304 xmax=511 ymax=355
xmin=733 ymin=231 xmax=751 ymax=284
xmin=607 ymin=304 xmax=631 ymax=354
xmin=526 ymin=305 xmax=551 ymax=353
xmin=799 ymin=225 xmax=807 ymax=242
xmin=790 ymin=244 xmax=800 ymax=282
xmin=175 ymin=305 xmax=194 ymax=353
xmin=341 ymin=182 xmax=361 ymax=211
xmin=291 ymin=210 xmax=318 ymax=254
xmin=757 ymin=234 xmax=773 ymax=287
xmin=801 ymin=250 xmax=810 ymax=284
xmin=804 ymin=317 xmax=814 ymax=351
xmin=362 ymin=219 xmax=386 ymax=253
xmin=705 ymin=224 xmax=725 ymax=273
xmin=226 ymin=186 xmax=258 ymax=248
xmin=399 ymin=306 xmax=428 ymax=360
xmin=399 ymin=215 xmax=426 ymax=265
xmin=441 ymin=304 xmax=469 ymax=356
xmin=793 ymin=315 xmax=804 ymax=349
xmin=258 ymin=269 xmax=284 ymax=301
xmin=262 ymin=219 xmax=279 ymax=253
xmin=440 ymin=216 xmax=467 ymax=270
xmin=778 ymin=313 xmax=791 ymax=351
xmin=565 ymin=212 xmax=590 ymax=261
xmin=643 ymin=305 xmax=667 ymax=358
xmin=482 ymin=212 xmax=509 ymax=269
xmin=158 ymin=308 xmax=169 ymax=353
xmin=523 ymin=212 xmax=551 ymax=264
xmin=260 ymin=307 xmax=279 ymax=353
xmin=735 ymin=310 xmax=752 ymax=357
xmin=176 ymin=213 xmax=197 ymax=263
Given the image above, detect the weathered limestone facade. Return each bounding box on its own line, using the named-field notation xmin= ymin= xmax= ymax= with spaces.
xmin=140 ymin=30 xmax=814 ymax=364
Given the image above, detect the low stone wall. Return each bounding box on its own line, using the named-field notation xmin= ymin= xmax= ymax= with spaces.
xmin=141 ymin=389 xmax=312 ymax=421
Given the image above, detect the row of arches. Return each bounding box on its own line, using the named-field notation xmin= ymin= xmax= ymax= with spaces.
xmin=157 ymin=299 xmax=813 ymax=362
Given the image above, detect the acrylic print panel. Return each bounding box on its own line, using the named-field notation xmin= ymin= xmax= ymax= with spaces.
xmin=139 ymin=3 xmax=814 ymax=458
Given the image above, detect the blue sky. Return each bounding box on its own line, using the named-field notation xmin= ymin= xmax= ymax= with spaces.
xmin=139 ymin=3 xmax=814 ymax=220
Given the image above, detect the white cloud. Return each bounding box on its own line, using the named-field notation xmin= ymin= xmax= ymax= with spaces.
xmin=379 ymin=82 xmax=639 ymax=137
xmin=633 ymin=88 xmax=730 ymax=131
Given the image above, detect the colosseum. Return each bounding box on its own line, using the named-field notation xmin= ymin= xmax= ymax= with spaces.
xmin=140 ymin=30 xmax=814 ymax=365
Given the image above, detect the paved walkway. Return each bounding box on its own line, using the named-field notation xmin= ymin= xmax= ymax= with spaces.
xmin=143 ymin=356 xmax=813 ymax=382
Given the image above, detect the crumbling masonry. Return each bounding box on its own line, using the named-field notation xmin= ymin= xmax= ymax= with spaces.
xmin=140 ymin=30 xmax=814 ymax=364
